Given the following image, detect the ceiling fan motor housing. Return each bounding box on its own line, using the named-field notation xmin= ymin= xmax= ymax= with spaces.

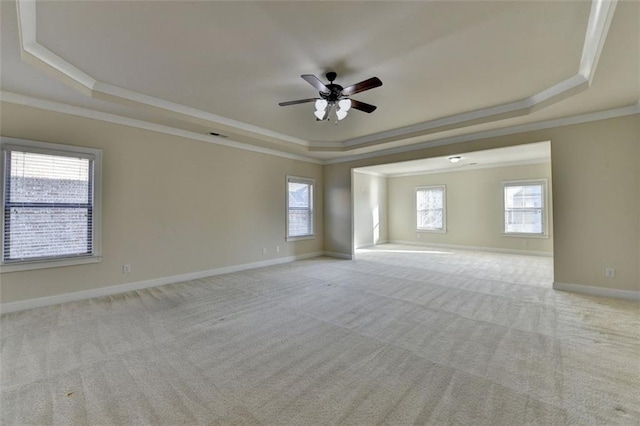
xmin=320 ymin=84 xmax=345 ymax=103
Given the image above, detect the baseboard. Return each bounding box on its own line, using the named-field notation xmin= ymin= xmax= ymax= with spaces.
xmin=355 ymin=240 xmax=389 ymax=250
xmin=324 ymin=251 xmax=353 ymax=260
xmin=388 ymin=240 xmax=553 ymax=257
xmin=355 ymin=243 xmax=374 ymax=250
xmin=553 ymin=282 xmax=640 ymax=301
xmin=0 ymin=251 xmax=324 ymax=314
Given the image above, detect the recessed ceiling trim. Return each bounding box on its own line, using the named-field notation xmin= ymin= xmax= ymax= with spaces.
xmin=2 ymin=91 xmax=636 ymax=167
xmin=13 ymin=0 xmax=623 ymax=155
xmin=384 ymin=158 xmax=551 ymax=179
xmin=321 ymin=74 xmax=587 ymax=152
xmin=324 ymin=101 xmax=640 ymax=165
xmin=308 ymin=0 xmax=616 ymax=152
xmin=17 ymin=0 xmax=96 ymax=94
xmin=0 ymin=91 xmax=322 ymax=165
xmin=15 ymin=0 xmax=310 ymax=149
xmin=21 ymin=43 xmax=97 ymax=96
xmin=529 ymin=75 xmax=588 ymax=110
xmin=353 ymin=169 xmax=386 ymax=178
xmin=91 ymin=82 xmax=310 ymax=148
xmin=580 ymin=0 xmax=618 ymax=84
xmin=335 ymin=98 xmax=538 ymax=151
xmin=15 ymin=0 xmax=35 ymax=46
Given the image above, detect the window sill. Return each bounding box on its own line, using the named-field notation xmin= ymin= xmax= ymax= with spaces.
xmin=286 ymin=235 xmax=315 ymax=242
xmin=417 ymin=229 xmax=447 ymax=234
xmin=1 ymin=255 xmax=102 ymax=273
xmin=502 ymin=233 xmax=549 ymax=239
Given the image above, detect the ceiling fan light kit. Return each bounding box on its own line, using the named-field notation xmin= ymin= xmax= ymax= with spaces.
xmin=279 ymin=72 xmax=382 ymax=123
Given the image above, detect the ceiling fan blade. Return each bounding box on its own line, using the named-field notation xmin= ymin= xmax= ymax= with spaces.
xmin=350 ymin=99 xmax=377 ymax=113
xmin=341 ymin=77 xmax=383 ymax=96
xmin=278 ymin=98 xmax=318 ymax=106
xmin=301 ymin=74 xmax=329 ymax=93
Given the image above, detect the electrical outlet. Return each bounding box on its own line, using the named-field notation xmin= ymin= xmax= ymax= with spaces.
xmin=122 ymin=264 xmax=131 ymax=274
xmin=276 ymin=246 xmax=280 ymax=253
xmin=605 ymin=268 xmax=615 ymax=278
xmin=416 ymin=233 xmax=421 ymax=239
xmin=262 ymin=248 xmax=267 ymax=255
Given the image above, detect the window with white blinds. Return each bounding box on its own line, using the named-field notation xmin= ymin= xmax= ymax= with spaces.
xmin=286 ymin=176 xmax=314 ymax=240
xmin=416 ymin=185 xmax=446 ymax=232
xmin=1 ymin=139 xmax=102 ymax=271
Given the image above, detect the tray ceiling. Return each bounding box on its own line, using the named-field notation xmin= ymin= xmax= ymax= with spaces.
xmin=1 ymin=0 xmax=638 ymax=162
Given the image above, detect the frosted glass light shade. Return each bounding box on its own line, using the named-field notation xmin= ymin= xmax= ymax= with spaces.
xmin=338 ymin=99 xmax=351 ymax=112
xmin=315 ymin=99 xmax=328 ymax=111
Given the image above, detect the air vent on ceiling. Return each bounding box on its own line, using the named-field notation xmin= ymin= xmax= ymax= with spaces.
xmin=208 ymin=132 xmax=227 ymax=138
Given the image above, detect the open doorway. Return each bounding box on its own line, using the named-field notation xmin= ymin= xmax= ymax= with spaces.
xmin=353 ymin=170 xmax=388 ymax=250
xmin=352 ymin=141 xmax=554 ymax=287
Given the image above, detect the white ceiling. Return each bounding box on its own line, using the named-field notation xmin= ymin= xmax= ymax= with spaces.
xmin=1 ymin=0 xmax=638 ymax=163
xmin=357 ymin=141 xmax=550 ymax=177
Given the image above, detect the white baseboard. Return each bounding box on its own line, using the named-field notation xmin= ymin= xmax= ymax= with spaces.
xmin=553 ymin=282 xmax=640 ymax=301
xmin=355 ymin=243 xmax=374 ymax=250
xmin=388 ymin=240 xmax=553 ymax=257
xmin=324 ymin=251 xmax=353 ymax=260
xmin=355 ymin=240 xmax=389 ymax=250
xmin=0 ymin=252 xmax=324 ymax=314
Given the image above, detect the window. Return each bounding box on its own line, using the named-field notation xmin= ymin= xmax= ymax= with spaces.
xmin=1 ymin=138 xmax=102 ymax=272
xmin=286 ymin=176 xmax=314 ymax=240
xmin=503 ymin=180 xmax=547 ymax=236
xmin=416 ymin=185 xmax=446 ymax=232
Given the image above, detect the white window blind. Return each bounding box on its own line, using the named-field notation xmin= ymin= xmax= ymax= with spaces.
xmin=286 ymin=176 xmax=314 ymax=239
xmin=416 ymin=186 xmax=446 ymax=231
xmin=503 ymin=181 xmax=546 ymax=235
xmin=2 ymin=146 xmax=96 ymax=263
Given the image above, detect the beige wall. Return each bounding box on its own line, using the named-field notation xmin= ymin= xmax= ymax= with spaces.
xmin=1 ymin=104 xmax=638 ymax=302
xmin=353 ymin=171 xmax=388 ymax=249
xmin=323 ymin=162 xmax=353 ymax=257
xmin=550 ymin=117 xmax=639 ymax=291
xmin=0 ymin=103 xmax=323 ymax=303
xmin=324 ymin=115 xmax=639 ymax=292
xmin=387 ymin=163 xmax=553 ymax=253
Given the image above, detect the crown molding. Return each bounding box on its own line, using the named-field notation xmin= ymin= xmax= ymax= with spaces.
xmin=2 ymin=92 xmax=637 ymax=168
xmin=0 ymin=91 xmax=322 ymax=165
xmin=15 ymin=0 xmax=309 ymax=149
xmin=383 ymin=158 xmax=551 ymax=178
xmin=14 ymin=0 xmax=619 ymax=154
xmin=324 ymin=102 xmax=640 ymax=165
xmin=580 ymin=0 xmax=618 ymax=84
xmin=328 ymin=0 xmax=617 ymax=151
xmin=330 ymin=76 xmax=587 ymax=152
xmin=352 ymin=169 xmax=386 ymax=178
xmin=91 ymin=82 xmax=310 ymax=148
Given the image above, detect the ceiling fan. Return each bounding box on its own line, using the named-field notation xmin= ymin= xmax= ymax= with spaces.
xmin=279 ymin=72 xmax=382 ymax=122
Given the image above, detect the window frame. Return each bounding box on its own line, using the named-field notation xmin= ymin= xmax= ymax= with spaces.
xmin=501 ymin=178 xmax=548 ymax=238
xmin=286 ymin=175 xmax=315 ymax=242
xmin=0 ymin=137 xmax=103 ymax=273
xmin=415 ymin=185 xmax=447 ymax=233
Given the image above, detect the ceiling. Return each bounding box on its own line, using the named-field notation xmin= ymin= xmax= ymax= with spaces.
xmin=1 ymin=1 xmax=638 ymax=163
xmin=357 ymin=141 xmax=550 ymax=177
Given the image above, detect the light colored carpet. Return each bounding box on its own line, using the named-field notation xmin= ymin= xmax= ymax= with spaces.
xmin=2 ymin=244 xmax=639 ymax=425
